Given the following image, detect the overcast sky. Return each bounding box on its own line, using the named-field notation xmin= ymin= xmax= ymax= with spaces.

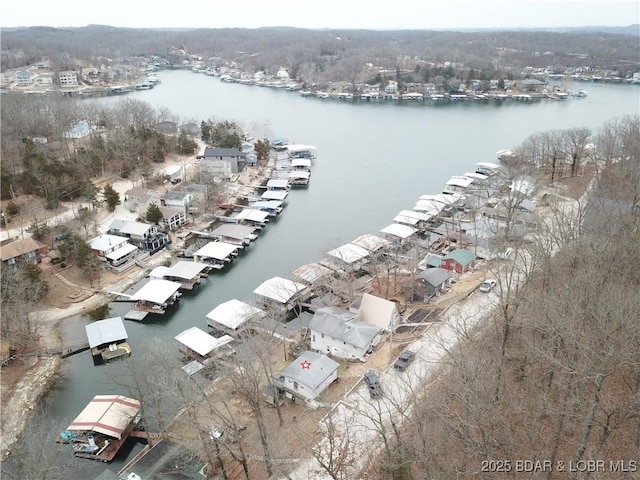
xmin=1 ymin=0 xmax=638 ymax=30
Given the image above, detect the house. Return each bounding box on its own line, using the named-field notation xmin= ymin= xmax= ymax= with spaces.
xmin=159 ymin=206 xmax=188 ymax=230
xmin=309 ymin=306 xmax=382 ymax=360
xmin=64 ymin=121 xmax=92 ymax=139
xmin=123 ymin=188 xmax=161 ymax=215
xmin=117 ymin=221 xmax=169 ymax=253
xmin=88 ymin=234 xmax=130 ymax=259
xmin=85 ymin=317 xmax=131 ymax=365
xmin=415 ymin=267 xmax=451 ymax=301
xmin=275 ymin=351 xmax=339 ymax=402
xmin=518 ymin=78 xmax=547 ymax=92
xmin=36 ymin=75 xmax=54 ymax=87
xmin=440 ymin=248 xmax=476 ymax=274
xmin=59 ymin=71 xmax=78 ymax=88
xmin=201 ymin=147 xmax=247 ymax=174
xmin=352 ymin=292 xmax=399 ymax=331
xmin=14 ymin=70 xmax=35 ymax=86
xmin=253 ymin=276 xmax=311 ymax=312
xmin=162 ymin=191 xmax=194 ymax=210
xmin=206 ymin=299 xmax=266 ymax=337
xmin=0 ymin=237 xmax=48 ymax=268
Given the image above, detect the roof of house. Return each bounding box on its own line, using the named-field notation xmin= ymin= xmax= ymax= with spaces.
xmin=279 ymin=350 xmax=339 ymax=390
xmin=124 ymin=187 xmax=159 ymax=202
xmin=418 ymin=267 xmax=451 ymax=287
xmin=67 ymin=395 xmax=141 ymax=439
xmin=203 ymin=147 xmax=246 ymax=158
xmin=175 ymin=327 xmax=233 ymax=357
xmin=159 ymin=206 xmax=184 ymax=219
xmin=164 ymin=191 xmax=192 ymax=202
xmin=88 ymin=234 xmax=129 ymax=252
xmin=357 ymin=293 xmax=398 ymax=330
xmin=105 ymin=243 xmax=138 ymax=261
xmin=119 ymin=221 xmax=153 ymax=236
xmin=253 ymin=276 xmax=308 ymax=303
xmin=0 ymin=237 xmax=47 ymax=261
xmin=310 ymin=307 xmax=381 ymax=348
xmin=85 ymin=317 xmax=128 ymax=348
xmin=108 ymin=218 xmax=127 ymax=232
xmin=442 ymin=248 xmax=476 ymax=266
xmin=206 ymin=299 xmax=265 ymax=331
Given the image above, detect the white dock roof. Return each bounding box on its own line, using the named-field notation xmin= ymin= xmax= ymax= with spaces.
xmin=261 ymin=190 xmax=288 ymax=201
xmin=210 ymin=224 xmax=256 ymax=240
xmin=206 ymin=299 xmax=265 ymax=331
xmin=266 ymin=179 xmax=289 ymax=189
xmin=380 ymin=223 xmax=418 ymax=239
xmin=286 ymin=144 xmax=317 ymax=153
xmin=130 ymin=280 xmax=182 ymax=304
xmin=350 ymin=234 xmax=390 ymax=252
xmin=250 ymin=200 xmax=283 ymax=210
xmin=175 ymin=327 xmax=233 ymax=357
xmin=445 ymin=176 xmax=475 ymax=188
xmin=235 ymin=208 xmax=270 ymax=223
xmin=288 ymin=170 xmax=311 ymax=179
xmin=193 ymin=241 xmax=239 ymax=260
xmin=253 ymin=276 xmax=308 ymax=303
xmin=291 ymin=158 xmax=312 ymax=168
xmin=164 ymin=261 xmax=209 ymax=280
xmin=85 ymin=317 xmax=128 ymax=348
xmin=327 ymin=243 xmax=370 ymax=265
xmin=68 ymin=395 xmax=141 ymax=439
xmin=292 ymin=262 xmax=334 ymax=285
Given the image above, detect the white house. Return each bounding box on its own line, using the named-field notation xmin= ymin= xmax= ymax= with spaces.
xmin=59 ymin=71 xmax=78 ymax=87
xmin=123 ymin=187 xmax=161 ymax=216
xmin=276 ymin=351 xmax=339 ymax=402
xmin=163 ymin=191 xmax=194 ymax=210
xmin=309 ymin=306 xmax=382 ymax=360
xmin=159 ymin=206 xmax=188 ymax=230
xmin=14 ymin=70 xmax=35 ymax=87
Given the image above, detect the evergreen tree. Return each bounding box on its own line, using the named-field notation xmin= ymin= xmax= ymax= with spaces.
xmin=146 ymin=203 xmax=163 ymax=225
xmin=102 ymin=183 xmax=120 ymax=212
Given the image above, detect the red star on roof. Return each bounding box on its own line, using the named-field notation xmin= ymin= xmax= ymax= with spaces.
xmin=300 ymin=360 xmax=311 ymax=369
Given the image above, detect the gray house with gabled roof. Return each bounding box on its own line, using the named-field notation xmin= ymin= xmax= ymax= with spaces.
xmin=309 ymin=306 xmax=382 ymax=360
xmin=276 ymin=350 xmax=339 ymax=402
xmin=202 ymin=147 xmax=247 ymax=174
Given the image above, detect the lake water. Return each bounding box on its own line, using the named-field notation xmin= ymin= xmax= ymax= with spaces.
xmin=16 ymin=72 xmax=640 ymax=477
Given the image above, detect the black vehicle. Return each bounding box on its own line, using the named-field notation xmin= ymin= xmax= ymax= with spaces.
xmin=364 ymin=370 xmax=383 ymax=398
xmin=393 ymin=350 xmax=416 ymax=371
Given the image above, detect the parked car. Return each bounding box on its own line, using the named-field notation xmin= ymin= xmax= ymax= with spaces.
xmin=479 ymin=279 xmax=497 ymax=292
xmin=393 ymin=350 xmax=416 ymax=371
xmin=363 ymin=370 xmax=383 ymax=398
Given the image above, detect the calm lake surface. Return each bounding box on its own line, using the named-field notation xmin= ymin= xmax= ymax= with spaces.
xmin=22 ymin=72 xmax=640 ymax=477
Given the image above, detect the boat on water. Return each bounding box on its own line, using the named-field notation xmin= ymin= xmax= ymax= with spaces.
xmin=571 ymin=90 xmax=588 ymax=98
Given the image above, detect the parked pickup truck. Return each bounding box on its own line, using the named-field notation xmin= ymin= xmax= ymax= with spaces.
xmin=393 ymin=349 xmax=416 ymax=371
xmin=363 ymin=370 xmax=383 ymax=398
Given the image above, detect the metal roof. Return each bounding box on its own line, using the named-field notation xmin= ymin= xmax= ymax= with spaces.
xmin=266 ymin=179 xmax=289 ymax=188
xmin=235 ymin=209 xmax=270 ymax=223
xmin=380 ymin=223 xmax=417 ymax=239
xmin=350 ymin=234 xmax=390 ymax=252
xmin=358 ymin=293 xmax=399 ymax=330
xmin=130 ymin=280 xmax=182 ymax=304
xmin=85 ymin=317 xmax=128 ymax=348
xmin=67 ymin=395 xmax=141 ymax=439
xmin=310 ymin=307 xmax=381 ymax=348
xmin=442 ymin=248 xmax=476 ymax=266
xmin=279 ymin=351 xmax=338 ymax=391
xmin=292 ymin=262 xmax=333 ymax=284
xmin=193 ymin=241 xmax=239 ymax=260
xmin=290 ymin=158 xmax=312 ymax=168
xmin=210 ymin=224 xmax=256 ymax=240
xmin=261 ymin=190 xmax=288 ymax=201
xmin=418 ymin=267 xmax=451 ymax=287
xmin=206 ymin=299 xmax=265 ymax=330
xmin=175 ymin=327 xmax=233 ymax=356
xmin=288 ymin=170 xmax=311 ymax=179
xmin=164 ymin=261 xmax=209 ymax=280
xmin=250 ymin=200 xmax=283 ymax=210
xmin=119 ymin=221 xmax=153 ymax=236
xmin=253 ymin=276 xmax=307 ymax=303
xmin=105 ymin=243 xmax=138 ymax=261
xmin=327 ymin=243 xmax=370 ymax=264
xmin=89 ymin=234 xmax=129 ymax=252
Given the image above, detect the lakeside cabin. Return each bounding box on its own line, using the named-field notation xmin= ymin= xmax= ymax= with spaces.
xmin=192 ymin=241 xmax=239 ymax=269
xmin=274 ymin=351 xmax=338 ymax=403
xmin=85 ymin=317 xmax=131 ymax=365
xmin=60 ymin=394 xmax=141 ymax=462
xmin=158 ymin=260 xmax=209 ymax=290
xmin=175 ymin=326 xmax=234 ymax=366
xmin=206 ymin=299 xmax=266 ymax=337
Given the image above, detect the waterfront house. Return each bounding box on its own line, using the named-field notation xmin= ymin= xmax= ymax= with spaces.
xmin=253 ymin=276 xmax=311 ymax=312
xmin=63 ymin=394 xmax=141 ymax=462
xmin=352 ymin=292 xmax=399 ymax=331
xmin=309 ymin=306 xmax=382 ymax=360
xmin=0 ymin=237 xmax=48 ymax=269
xmin=175 ymin=326 xmax=234 ymax=364
xmin=14 ymin=70 xmax=35 ymax=86
xmin=64 ymin=121 xmax=92 ymax=139
xmin=206 ymin=299 xmax=266 ymax=337
xmin=88 ymin=234 xmax=130 ymax=259
xmin=123 ymin=187 xmax=161 ymax=216
xmin=275 ymin=350 xmax=339 ymax=402
xmin=440 ymin=248 xmax=476 ymax=274
xmin=414 ymin=267 xmax=451 ymax=301
xmin=159 ymin=206 xmax=188 ymax=230
xmin=162 ymin=191 xmax=194 ymax=210
xmin=85 ymin=317 xmax=131 ymax=365
xmin=192 ymin=241 xmax=239 ymax=268
xmin=202 ymin=147 xmax=246 ymax=174
xmin=117 ymin=221 xmax=169 ymax=253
